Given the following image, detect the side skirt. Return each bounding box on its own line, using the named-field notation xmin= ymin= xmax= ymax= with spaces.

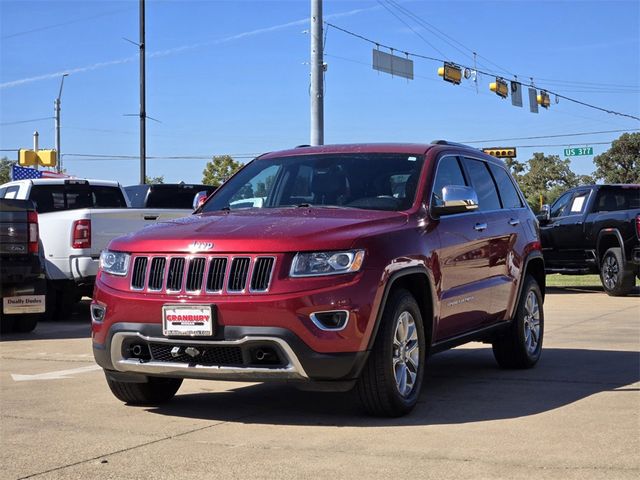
xmin=430 ymin=321 xmax=511 ymax=355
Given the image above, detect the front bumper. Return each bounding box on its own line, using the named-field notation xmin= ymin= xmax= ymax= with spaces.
xmin=93 ymin=322 xmax=368 ymax=384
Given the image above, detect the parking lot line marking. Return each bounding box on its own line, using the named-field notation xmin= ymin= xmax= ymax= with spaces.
xmin=10 ymin=364 xmax=101 ymax=382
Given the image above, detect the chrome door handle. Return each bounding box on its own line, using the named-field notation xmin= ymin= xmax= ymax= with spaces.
xmin=474 ymin=222 xmax=488 ymax=232
xmin=508 ymin=218 xmax=520 ymax=226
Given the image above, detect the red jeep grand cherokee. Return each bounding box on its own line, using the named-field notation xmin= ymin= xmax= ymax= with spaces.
xmin=92 ymin=141 xmax=545 ymax=417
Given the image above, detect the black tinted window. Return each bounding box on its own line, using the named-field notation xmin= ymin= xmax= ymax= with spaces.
xmin=29 ymin=185 xmax=126 ymax=213
xmin=550 ymin=192 xmax=573 ymax=218
xmin=125 ymin=185 xmax=147 ymax=208
xmin=464 ymin=158 xmax=501 ymax=211
xmin=431 ymin=156 xmax=467 ymax=207
xmin=594 ymin=187 xmax=640 ymax=212
xmin=489 ymin=163 xmax=523 ymax=208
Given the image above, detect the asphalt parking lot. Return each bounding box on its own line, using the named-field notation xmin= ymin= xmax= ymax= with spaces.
xmin=1 ymin=287 xmax=638 ymax=480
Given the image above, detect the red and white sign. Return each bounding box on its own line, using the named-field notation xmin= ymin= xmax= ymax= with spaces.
xmin=162 ymin=305 xmax=213 ymax=336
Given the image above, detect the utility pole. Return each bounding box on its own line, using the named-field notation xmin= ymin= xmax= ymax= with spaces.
xmin=310 ymin=0 xmax=324 ymax=146
xmin=139 ymin=0 xmax=146 ymax=184
xmin=54 ymin=73 xmax=68 ymax=173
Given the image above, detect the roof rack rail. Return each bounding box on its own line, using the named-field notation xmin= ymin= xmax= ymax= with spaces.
xmin=430 ymin=140 xmax=475 ymax=149
xmin=294 ymin=144 xmax=311 ymax=148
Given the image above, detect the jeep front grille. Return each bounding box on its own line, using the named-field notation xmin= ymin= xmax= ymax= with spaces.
xmin=128 ymin=254 xmax=276 ymax=294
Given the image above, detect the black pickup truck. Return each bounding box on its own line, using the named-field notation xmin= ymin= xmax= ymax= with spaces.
xmin=0 ymin=199 xmax=47 ymax=332
xmin=539 ymin=184 xmax=640 ymax=296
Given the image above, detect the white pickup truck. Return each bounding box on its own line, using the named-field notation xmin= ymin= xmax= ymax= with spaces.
xmin=0 ymin=178 xmax=193 ymax=319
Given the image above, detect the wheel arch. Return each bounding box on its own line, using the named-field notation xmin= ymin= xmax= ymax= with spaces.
xmin=367 ymin=267 xmax=436 ymax=351
xmin=596 ymin=229 xmax=625 ymax=266
xmin=509 ymin=252 xmax=545 ymax=320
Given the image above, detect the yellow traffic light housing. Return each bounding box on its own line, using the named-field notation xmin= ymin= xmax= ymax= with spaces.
xmin=537 ymin=90 xmax=551 ymax=108
xmin=19 ymin=149 xmax=38 ymax=166
xmin=437 ymin=62 xmax=462 ymax=85
xmin=489 ymin=78 xmax=509 ymax=98
xmin=482 ymin=147 xmax=517 ymax=158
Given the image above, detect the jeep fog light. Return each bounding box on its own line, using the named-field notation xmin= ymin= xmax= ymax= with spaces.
xmin=310 ymin=310 xmax=349 ymax=331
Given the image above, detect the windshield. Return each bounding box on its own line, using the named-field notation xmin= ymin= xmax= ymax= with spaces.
xmin=201 ymin=153 xmax=425 ymax=213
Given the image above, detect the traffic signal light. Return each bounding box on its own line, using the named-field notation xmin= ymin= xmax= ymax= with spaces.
xmin=489 ymin=78 xmax=509 ymax=98
xmin=438 ymin=62 xmax=462 ymax=85
xmin=537 ymin=90 xmax=551 ymax=108
xmin=37 ymin=150 xmax=57 ymax=167
xmin=19 ymin=149 xmax=38 ymax=166
xmin=482 ymin=148 xmax=517 ymax=158
xmin=18 ymin=149 xmax=57 ymax=167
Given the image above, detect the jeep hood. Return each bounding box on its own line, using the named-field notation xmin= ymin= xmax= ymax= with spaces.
xmin=108 ymin=207 xmax=409 ymax=253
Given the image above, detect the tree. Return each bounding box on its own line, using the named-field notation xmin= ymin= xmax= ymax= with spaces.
xmin=202 ymin=155 xmax=242 ymax=186
xmin=507 ymin=153 xmax=593 ymax=211
xmin=593 ymin=132 xmax=640 ymax=184
xmin=145 ymin=175 xmax=165 ymax=184
xmin=0 ymin=157 xmax=16 ymax=184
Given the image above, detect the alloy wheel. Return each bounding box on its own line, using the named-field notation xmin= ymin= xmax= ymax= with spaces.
xmin=392 ymin=311 xmax=419 ymax=397
xmin=523 ymin=291 xmax=541 ymax=355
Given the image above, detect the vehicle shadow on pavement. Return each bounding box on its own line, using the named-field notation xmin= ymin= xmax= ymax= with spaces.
xmin=547 ymin=286 xmax=640 ymax=296
xmin=146 ymin=347 xmax=639 ymax=426
xmin=0 ymin=300 xmax=91 ymax=342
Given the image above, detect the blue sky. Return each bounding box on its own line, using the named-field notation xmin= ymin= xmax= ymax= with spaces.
xmin=1 ymin=0 xmax=639 ymax=185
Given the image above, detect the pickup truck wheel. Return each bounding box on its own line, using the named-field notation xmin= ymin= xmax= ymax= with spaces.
xmin=357 ymin=289 xmax=425 ymax=417
xmin=0 ymin=311 xmax=15 ymax=334
xmin=105 ymin=374 xmax=182 ymax=405
xmin=492 ymin=275 xmax=543 ymax=369
xmin=600 ymin=248 xmax=635 ymax=297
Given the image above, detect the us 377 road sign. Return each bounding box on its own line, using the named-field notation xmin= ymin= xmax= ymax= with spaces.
xmin=564 ymin=147 xmax=594 ymax=156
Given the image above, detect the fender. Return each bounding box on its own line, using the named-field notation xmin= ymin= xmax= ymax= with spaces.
xmin=596 ymin=228 xmax=626 ymax=266
xmin=366 ymin=266 xmax=438 ymax=351
xmin=508 ymin=250 xmax=545 ymax=321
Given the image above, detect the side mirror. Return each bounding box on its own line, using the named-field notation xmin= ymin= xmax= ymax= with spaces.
xmin=537 ymin=204 xmax=550 ymax=223
xmin=431 ymin=185 xmax=479 ymax=216
xmin=193 ymin=191 xmax=209 ymax=211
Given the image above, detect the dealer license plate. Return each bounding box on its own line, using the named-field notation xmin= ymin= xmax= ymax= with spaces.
xmin=3 ymin=295 xmax=46 ymax=314
xmin=162 ymin=305 xmax=214 ymax=336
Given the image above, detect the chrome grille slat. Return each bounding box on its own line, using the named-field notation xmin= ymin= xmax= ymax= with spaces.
xmin=129 ymin=254 xmax=275 ymax=294
xmin=228 ymin=257 xmax=250 ymax=292
xmin=131 ymin=257 xmax=148 ymax=290
xmin=186 ymin=257 xmax=206 ymax=292
xmin=148 ymin=257 xmax=166 ymax=291
xmin=251 ymin=257 xmax=275 ymax=292
xmin=166 ymin=257 xmax=185 ymax=292
xmin=206 ymin=257 xmax=227 ymax=292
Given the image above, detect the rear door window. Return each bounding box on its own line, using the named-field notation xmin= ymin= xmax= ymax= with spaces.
xmin=463 ymin=158 xmax=501 ymax=211
xmin=29 ymin=184 xmax=126 ymax=213
xmin=594 ymin=187 xmax=640 ymax=211
xmin=489 ymin=163 xmax=523 ymax=209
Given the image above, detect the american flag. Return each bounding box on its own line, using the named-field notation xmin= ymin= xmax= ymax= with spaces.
xmin=11 ymin=165 xmax=69 ymax=181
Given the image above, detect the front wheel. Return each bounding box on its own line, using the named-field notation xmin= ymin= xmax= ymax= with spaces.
xmin=105 ymin=373 xmax=182 ymax=405
xmin=357 ymin=289 xmax=426 ymax=417
xmin=492 ymin=275 xmax=544 ymax=369
xmin=600 ymin=247 xmax=635 ymax=297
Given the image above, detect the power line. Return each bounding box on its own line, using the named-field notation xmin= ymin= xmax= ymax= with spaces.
xmin=0 ymin=116 xmax=53 ymax=126
xmin=62 ymin=153 xmax=259 ymax=161
xmin=325 ymin=22 xmax=640 ymax=122
xmin=463 ymin=129 xmax=638 ymax=144
xmin=508 ymin=141 xmax=612 ymax=148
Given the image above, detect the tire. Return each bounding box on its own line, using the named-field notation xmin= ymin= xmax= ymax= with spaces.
xmin=492 ymin=275 xmax=544 ymax=369
xmin=600 ymin=248 xmax=635 ymax=297
xmin=0 ymin=311 xmax=15 ymax=334
xmin=357 ymin=289 xmax=426 ymax=417
xmin=105 ymin=373 xmax=183 ymax=405
xmin=12 ymin=314 xmax=39 ymax=333
xmin=44 ymin=281 xmax=76 ymax=321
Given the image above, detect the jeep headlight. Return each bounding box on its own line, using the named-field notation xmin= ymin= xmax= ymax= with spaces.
xmin=290 ymin=250 xmax=365 ymax=277
xmin=99 ymin=250 xmax=130 ymax=276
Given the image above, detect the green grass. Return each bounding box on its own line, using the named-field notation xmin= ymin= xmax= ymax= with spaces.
xmin=546 ymin=274 xmax=639 ymax=288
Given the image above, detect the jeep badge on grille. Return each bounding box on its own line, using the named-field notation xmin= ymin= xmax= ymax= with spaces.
xmin=189 ymin=241 xmax=214 ymax=251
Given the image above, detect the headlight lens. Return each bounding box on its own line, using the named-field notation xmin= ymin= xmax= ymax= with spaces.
xmin=290 ymin=250 xmax=365 ymax=277
xmin=99 ymin=250 xmax=130 ymax=276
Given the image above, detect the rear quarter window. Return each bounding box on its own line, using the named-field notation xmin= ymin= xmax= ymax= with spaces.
xmin=489 ymin=163 xmax=523 ymax=209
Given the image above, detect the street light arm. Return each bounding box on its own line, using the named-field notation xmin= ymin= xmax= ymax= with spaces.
xmin=57 ymin=73 xmax=69 ymax=101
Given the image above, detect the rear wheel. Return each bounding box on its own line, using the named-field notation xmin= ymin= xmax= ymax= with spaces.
xmin=492 ymin=275 xmax=544 ymax=369
xmin=105 ymin=373 xmax=183 ymax=405
xmin=0 ymin=311 xmax=14 ymax=334
xmin=600 ymin=248 xmax=635 ymax=297
xmin=357 ymin=289 xmax=426 ymax=417
xmin=12 ymin=314 xmax=39 ymax=333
